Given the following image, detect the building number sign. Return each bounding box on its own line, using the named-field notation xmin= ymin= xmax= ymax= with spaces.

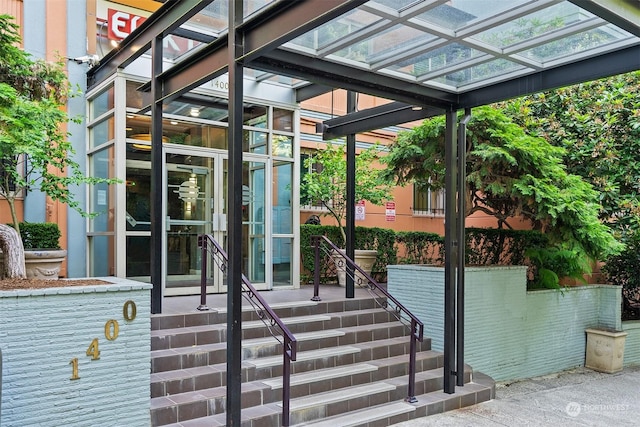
xmin=69 ymin=300 xmax=137 ymax=380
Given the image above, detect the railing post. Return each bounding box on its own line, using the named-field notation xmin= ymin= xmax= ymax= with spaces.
xmin=406 ymin=319 xmax=418 ymax=403
xmin=282 ymin=340 xmax=291 ymax=426
xmin=197 ymin=235 xmax=209 ymax=311
xmin=311 ymin=236 xmax=321 ymax=301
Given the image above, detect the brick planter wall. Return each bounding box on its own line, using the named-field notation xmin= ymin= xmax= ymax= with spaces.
xmin=0 ymin=277 xmax=151 ymax=426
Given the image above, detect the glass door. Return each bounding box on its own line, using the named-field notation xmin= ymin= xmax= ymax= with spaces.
xmin=164 ymin=151 xmax=270 ymax=295
xmin=165 ymin=151 xmax=225 ymax=295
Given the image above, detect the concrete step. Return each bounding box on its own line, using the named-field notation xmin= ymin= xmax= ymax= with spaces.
xmin=151 ymin=296 xmax=385 ymax=332
xmin=294 ymin=401 xmax=416 ymax=427
xmin=151 ymin=307 xmax=396 ymax=351
xmin=151 ymin=339 xmax=438 ymax=398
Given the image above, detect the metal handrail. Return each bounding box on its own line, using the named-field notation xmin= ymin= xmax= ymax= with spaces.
xmin=310 ymin=235 xmax=424 ymax=402
xmin=197 ymin=234 xmax=297 ymax=426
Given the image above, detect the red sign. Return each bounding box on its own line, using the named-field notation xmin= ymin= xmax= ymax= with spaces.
xmin=107 ymin=9 xmax=201 ymax=56
xmin=108 ymin=9 xmax=146 ymax=40
xmin=385 ymin=201 xmax=396 ymax=221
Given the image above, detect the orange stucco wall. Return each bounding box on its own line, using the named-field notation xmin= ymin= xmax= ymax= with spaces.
xmin=299 ymin=89 xmax=533 ymax=237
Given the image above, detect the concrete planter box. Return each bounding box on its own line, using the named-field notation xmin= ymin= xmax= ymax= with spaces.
xmin=0 ymin=277 xmax=151 ymax=427
xmin=585 ymin=328 xmax=628 ymax=373
xmin=388 ymin=264 xmax=625 ymax=381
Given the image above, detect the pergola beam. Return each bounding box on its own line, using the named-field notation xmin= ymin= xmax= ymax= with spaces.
xmin=320 ymin=102 xmax=444 ymax=140
xmin=252 ymin=50 xmax=459 ymax=109
xmin=458 ymin=44 xmax=640 ymax=108
xmin=569 ymin=0 xmax=640 ymax=37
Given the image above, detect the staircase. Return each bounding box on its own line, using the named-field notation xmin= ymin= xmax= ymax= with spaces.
xmin=149 ymin=290 xmax=494 ymax=426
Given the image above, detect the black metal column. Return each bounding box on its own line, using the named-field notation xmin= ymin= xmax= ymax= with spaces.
xmin=227 ymin=0 xmax=243 ymax=424
xmin=443 ymin=110 xmax=458 ymax=394
xmin=345 ymin=91 xmax=357 ymax=298
xmin=456 ymin=109 xmax=471 ymax=386
xmin=150 ymin=35 xmax=163 ymax=314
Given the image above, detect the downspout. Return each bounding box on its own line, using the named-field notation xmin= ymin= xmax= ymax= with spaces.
xmin=457 ymin=108 xmax=471 ymax=386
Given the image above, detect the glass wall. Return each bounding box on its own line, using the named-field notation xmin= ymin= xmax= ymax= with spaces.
xmin=113 ymin=79 xmax=298 ymax=292
xmin=87 ymin=82 xmax=117 ymax=277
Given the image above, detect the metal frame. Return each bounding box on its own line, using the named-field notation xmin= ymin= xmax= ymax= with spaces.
xmin=84 ymin=0 xmax=640 ymax=406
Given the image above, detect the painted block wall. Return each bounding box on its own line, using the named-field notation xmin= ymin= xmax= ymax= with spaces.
xmin=0 ymin=278 xmax=151 ymax=427
xmin=623 ymin=321 xmax=640 ymax=366
xmin=388 ymin=265 xmax=624 ymax=382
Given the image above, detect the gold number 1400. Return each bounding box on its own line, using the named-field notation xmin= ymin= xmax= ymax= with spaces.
xmin=70 ymin=300 xmax=137 ymax=380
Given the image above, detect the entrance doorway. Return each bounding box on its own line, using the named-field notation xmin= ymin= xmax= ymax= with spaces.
xmin=125 ymin=148 xmax=269 ymax=295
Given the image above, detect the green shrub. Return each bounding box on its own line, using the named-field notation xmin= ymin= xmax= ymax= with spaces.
xmin=300 ymin=225 xmax=396 ymax=283
xmin=603 ymin=234 xmax=640 ymax=320
xmin=465 ymin=227 xmax=547 ymax=267
xmin=301 ymin=224 xmax=584 ymax=291
xmin=396 ymin=231 xmax=443 ymax=265
xmin=526 ymin=247 xmax=591 ymax=290
xmin=15 ymin=222 xmax=61 ymax=249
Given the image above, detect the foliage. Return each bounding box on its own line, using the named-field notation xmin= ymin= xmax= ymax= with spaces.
xmin=395 ymin=231 xmax=443 ymax=265
xmin=301 ymin=225 xmax=554 ymax=289
xmin=602 ymin=233 xmax=640 ymax=320
xmin=503 ymin=71 xmax=640 ymax=241
xmin=14 ymin=222 xmax=61 ymax=249
xmin=300 ymin=225 xmax=395 ymax=284
xmin=0 ymin=14 xmax=117 ymax=236
xmin=354 ymin=227 xmax=397 ymax=281
xmin=465 ymin=227 xmax=547 ymax=267
xmin=382 ymin=105 xmax=622 ymax=262
xmin=526 ymin=247 xmax=591 ymax=290
xmin=300 ymin=141 xmax=392 ymax=245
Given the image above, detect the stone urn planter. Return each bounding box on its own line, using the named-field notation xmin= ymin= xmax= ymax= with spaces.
xmin=585 ymin=328 xmax=628 ymax=373
xmin=0 ymin=249 xmax=67 ymax=280
xmin=24 ymin=249 xmax=67 ymax=279
xmin=332 ymin=249 xmax=377 ymax=287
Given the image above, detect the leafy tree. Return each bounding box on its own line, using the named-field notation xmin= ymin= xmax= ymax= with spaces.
xmin=0 ymin=14 xmax=114 ymax=236
xmin=382 ymin=105 xmax=621 ymax=264
xmin=504 ymin=71 xmax=640 ymax=241
xmin=301 ymin=142 xmax=392 ymax=245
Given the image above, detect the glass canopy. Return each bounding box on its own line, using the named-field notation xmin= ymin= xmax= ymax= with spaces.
xmin=89 ymin=0 xmax=639 ymax=117
xmin=285 ymin=0 xmax=636 ymax=92
xmin=119 ymin=0 xmax=638 ymax=96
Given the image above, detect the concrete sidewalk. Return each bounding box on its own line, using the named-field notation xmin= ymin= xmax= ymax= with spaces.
xmin=394 ymin=365 xmax=640 ymax=426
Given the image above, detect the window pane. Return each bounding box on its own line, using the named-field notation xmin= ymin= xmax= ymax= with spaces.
xmin=272 ymin=135 xmax=293 ymax=158
xmin=126 ymin=168 xmax=151 ymax=231
xmin=244 ymin=130 xmax=267 ymax=154
xmin=272 ymin=237 xmax=292 ymax=287
xmin=273 ymin=108 xmax=293 ymax=131
xmin=126 ymin=236 xmax=151 ymax=279
xmin=244 ymin=104 xmax=267 ymax=127
xmin=90 ymin=86 xmax=114 ymax=120
xmin=89 ymin=146 xmax=116 ymax=232
xmin=89 ymin=235 xmax=114 ymax=277
xmin=126 ymin=81 xmax=143 ymax=109
xmin=273 ymin=161 xmax=293 ymax=234
xmin=89 ymin=116 xmax=115 ymax=149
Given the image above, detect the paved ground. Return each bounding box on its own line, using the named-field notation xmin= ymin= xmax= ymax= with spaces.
xmin=393 ymin=364 xmax=640 ymax=426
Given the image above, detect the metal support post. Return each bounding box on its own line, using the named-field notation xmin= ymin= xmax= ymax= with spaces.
xmin=150 ymin=35 xmax=163 ymax=314
xmin=227 ymin=0 xmax=244 ymax=424
xmin=443 ymin=110 xmax=458 ymax=394
xmin=345 ymin=91 xmax=357 ymax=298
